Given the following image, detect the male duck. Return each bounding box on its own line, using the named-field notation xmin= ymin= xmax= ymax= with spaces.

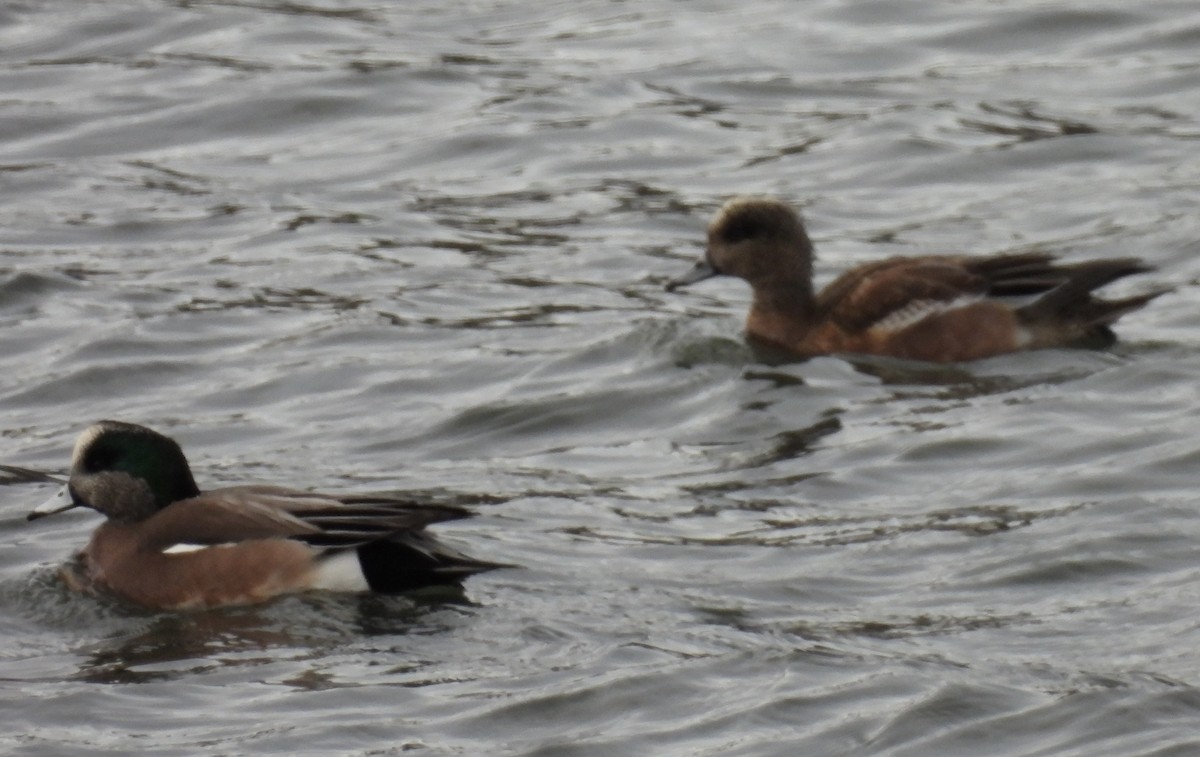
xmin=667 ymin=197 xmax=1166 ymax=363
xmin=28 ymin=420 xmax=504 ymax=610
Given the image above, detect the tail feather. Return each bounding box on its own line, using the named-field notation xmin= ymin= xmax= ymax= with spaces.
xmin=1072 ymin=289 xmax=1171 ymax=327
xmin=1016 ymin=257 xmax=1166 ymax=343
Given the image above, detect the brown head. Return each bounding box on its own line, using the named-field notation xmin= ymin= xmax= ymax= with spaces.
xmin=666 ymin=197 xmax=816 ymax=300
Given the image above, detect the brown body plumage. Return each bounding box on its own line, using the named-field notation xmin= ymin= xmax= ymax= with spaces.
xmin=667 ymin=197 xmax=1166 ymax=363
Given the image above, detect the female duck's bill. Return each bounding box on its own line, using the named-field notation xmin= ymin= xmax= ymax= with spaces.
xmin=26 ymin=420 xmax=508 ymax=610
xmin=665 ymin=259 xmax=718 ymax=291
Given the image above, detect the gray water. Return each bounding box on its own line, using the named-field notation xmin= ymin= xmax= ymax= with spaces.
xmin=2 ymin=0 xmax=1200 ymax=754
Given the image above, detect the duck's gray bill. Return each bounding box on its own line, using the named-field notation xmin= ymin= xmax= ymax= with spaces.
xmin=27 ymin=485 xmax=79 ymax=521
xmin=665 ymin=260 xmax=718 ymax=292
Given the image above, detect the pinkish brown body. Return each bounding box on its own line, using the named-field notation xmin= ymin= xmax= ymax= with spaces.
xmin=71 ymin=520 xmax=319 ymax=610
xmin=31 ymin=421 xmax=504 ymax=611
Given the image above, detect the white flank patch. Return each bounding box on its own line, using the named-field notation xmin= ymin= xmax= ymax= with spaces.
xmin=1014 ymin=325 xmax=1034 ymax=347
xmin=870 ymin=295 xmax=983 ymax=334
xmin=311 ymin=551 xmax=370 ymax=592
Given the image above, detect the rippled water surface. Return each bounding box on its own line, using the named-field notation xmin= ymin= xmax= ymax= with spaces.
xmin=3 ymin=0 xmax=1200 ymax=753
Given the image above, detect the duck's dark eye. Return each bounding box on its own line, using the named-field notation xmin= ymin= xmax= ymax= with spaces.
xmin=82 ymin=441 xmax=119 ymax=473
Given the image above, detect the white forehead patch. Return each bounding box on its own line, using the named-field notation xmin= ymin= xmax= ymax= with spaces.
xmin=870 ymin=295 xmax=983 ymax=334
xmin=71 ymin=424 xmax=107 ymax=468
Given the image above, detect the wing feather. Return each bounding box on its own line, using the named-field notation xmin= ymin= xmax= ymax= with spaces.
xmin=136 ymin=485 xmax=474 ymax=553
xmin=816 ymin=252 xmax=1079 ymax=335
xmin=818 ymin=257 xmax=989 ymax=333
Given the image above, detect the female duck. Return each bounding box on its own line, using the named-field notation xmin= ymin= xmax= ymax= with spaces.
xmin=667 ymin=197 xmax=1165 ymax=363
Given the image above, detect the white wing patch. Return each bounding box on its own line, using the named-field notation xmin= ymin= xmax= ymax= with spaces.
xmin=162 ymin=543 xmax=229 ymax=555
xmin=869 ymin=295 xmax=983 ymax=334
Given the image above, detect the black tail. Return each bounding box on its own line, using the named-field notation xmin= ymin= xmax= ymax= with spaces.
xmin=354 ymin=533 xmax=509 ymax=594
